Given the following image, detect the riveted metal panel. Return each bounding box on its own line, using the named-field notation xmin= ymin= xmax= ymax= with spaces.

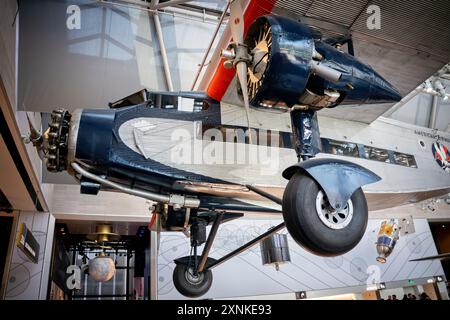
xmin=351 ymin=0 xmax=450 ymax=58
xmin=275 ymin=0 xmax=369 ymax=26
xmin=304 ymin=0 xmax=369 ymax=26
xmin=274 ymin=0 xmax=314 ymax=16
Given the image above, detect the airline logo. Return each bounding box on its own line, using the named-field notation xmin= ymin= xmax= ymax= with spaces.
xmin=432 ymin=142 xmax=450 ymax=173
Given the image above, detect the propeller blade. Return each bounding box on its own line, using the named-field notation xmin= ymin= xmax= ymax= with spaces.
xmin=25 ymin=113 xmax=42 ymax=146
xmin=229 ymin=0 xmax=244 ymax=44
xmin=229 ymin=1 xmax=251 ymax=142
xmin=236 ymin=61 xmax=252 ymax=143
xmin=409 ymin=252 xmax=450 ymax=262
xmin=25 ymin=113 xmax=46 ymax=160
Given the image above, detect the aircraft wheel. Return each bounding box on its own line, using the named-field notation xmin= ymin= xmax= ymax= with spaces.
xmin=282 ymin=172 xmax=368 ymax=256
xmin=173 ymin=263 xmax=213 ymax=298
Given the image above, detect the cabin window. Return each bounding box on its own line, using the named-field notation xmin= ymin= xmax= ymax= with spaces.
xmin=364 ymin=146 xmax=390 ymax=163
xmin=319 ymin=138 xmax=417 ymax=168
xmin=392 ymin=152 xmax=418 ymax=168
xmin=323 ymin=139 xmax=360 ymax=158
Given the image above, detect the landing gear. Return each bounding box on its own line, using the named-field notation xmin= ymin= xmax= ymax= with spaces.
xmin=282 ymin=172 xmax=368 ymax=256
xmin=279 ymin=108 xmax=374 ymax=256
xmin=173 ymin=214 xmax=222 ymax=298
xmin=173 ymin=259 xmax=213 ymax=298
xmin=171 ymin=209 xmax=287 ymax=298
xmin=169 ymin=106 xmax=376 ymax=296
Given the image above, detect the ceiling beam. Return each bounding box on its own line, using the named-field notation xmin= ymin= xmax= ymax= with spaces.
xmin=154 ymin=0 xmax=193 ymax=10
xmin=153 ymin=12 xmax=174 ymax=91
xmin=150 ymin=0 xmax=160 ymax=8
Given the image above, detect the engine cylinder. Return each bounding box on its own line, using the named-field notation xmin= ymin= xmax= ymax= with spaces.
xmin=45 ymin=110 xmax=71 ymax=172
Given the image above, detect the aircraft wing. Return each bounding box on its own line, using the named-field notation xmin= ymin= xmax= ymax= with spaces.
xmin=409 ymin=253 xmax=450 ymax=262
xmin=199 ymin=0 xmax=450 ymax=124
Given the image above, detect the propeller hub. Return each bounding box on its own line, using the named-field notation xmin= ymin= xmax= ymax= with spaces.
xmin=221 ymin=48 xmax=235 ymax=60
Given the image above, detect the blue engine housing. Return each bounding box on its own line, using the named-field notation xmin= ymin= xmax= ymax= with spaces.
xmin=245 ymin=15 xmax=315 ymax=107
xmin=245 ymin=15 xmax=401 ymax=109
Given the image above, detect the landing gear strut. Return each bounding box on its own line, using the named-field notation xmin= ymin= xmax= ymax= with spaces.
xmin=172 ymin=263 xmax=213 ymax=298
xmin=173 ymin=213 xmax=222 ymax=298
xmin=172 ymin=207 xmax=285 ymax=298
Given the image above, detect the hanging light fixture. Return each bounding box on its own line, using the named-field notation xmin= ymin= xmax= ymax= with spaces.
xmin=86 ymin=224 xmax=120 ymax=243
xmin=376 ymin=219 xmax=400 ymax=263
xmin=85 ymin=224 xmax=121 ymax=282
xmin=88 ymin=252 xmax=116 ymax=282
xmin=260 ymin=233 xmax=291 ymax=271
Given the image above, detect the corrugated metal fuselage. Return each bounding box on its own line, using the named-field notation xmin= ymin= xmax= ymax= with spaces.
xmin=71 ymin=103 xmax=450 ymax=212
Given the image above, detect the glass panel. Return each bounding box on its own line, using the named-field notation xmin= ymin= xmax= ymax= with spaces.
xmin=393 ymin=152 xmax=418 ymax=168
xmin=189 ymin=0 xmax=228 ymax=11
xmin=325 ymin=139 xmax=360 ymax=157
xmin=364 ymin=147 xmax=390 ymax=163
xmin=320 ymin=138 xmax=417 ymax=168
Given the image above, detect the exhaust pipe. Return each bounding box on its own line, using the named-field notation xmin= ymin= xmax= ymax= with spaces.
xmin=310 ymin=60 xmax=342 ymax=83
xmin=71 ymin=162 xmax=200 ymax=208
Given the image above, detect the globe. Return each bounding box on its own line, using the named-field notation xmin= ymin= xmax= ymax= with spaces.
xmin=89 ymin=256 xmax=115 ymax=282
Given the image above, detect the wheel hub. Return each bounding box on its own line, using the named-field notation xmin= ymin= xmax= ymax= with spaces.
xmin=185 ymin=267 xmax=204 ymax=285
xmin=315 ymin=190 xmax=353 ymax=230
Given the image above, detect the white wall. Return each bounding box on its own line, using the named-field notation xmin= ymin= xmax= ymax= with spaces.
xmin=389 ymin=83 xmax=450 ymax=132
xmin=390 ymin=94 xmax=432 ymax=128
xmin=17 ymin=0 xmax=224 ymax=112
xmin=0 ymin=0 xmax=17 ymax=107
xmin=4 ymin=211 xmax=55 ymax=300
xmin=158 ymin=218 xmax=446 ymax=300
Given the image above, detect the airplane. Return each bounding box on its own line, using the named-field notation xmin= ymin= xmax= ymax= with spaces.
xmin=25 ymin=1 xmax=450 ymax=298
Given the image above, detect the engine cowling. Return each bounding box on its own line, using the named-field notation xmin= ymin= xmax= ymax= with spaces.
xmin=244 ymin=15 xmax=402 ymax=111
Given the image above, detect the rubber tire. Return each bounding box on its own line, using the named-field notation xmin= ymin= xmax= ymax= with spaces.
xmin=173 ymin=264 xmax=213 ymax=298
xmin=282 ymin=172 xmax=368 ymax=257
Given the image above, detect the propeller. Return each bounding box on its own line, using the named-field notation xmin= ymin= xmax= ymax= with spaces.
xmin=229 ymin=0 xmax=244 ymax=44
xmin=24 ymin=113 xmax=48 ymax=160
xmin=25 ymin=113 xmax=42 ymax=146
xmin=223 ymin=0 xmax=252 ymax=143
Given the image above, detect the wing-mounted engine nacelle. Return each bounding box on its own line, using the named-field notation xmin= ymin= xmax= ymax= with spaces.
xmin=244 ymin=15 xmax=402 ymax=111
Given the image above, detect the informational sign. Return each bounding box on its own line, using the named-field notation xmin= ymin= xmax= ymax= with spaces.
xmin=16 ymin=223 xmax=40 ymax=263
